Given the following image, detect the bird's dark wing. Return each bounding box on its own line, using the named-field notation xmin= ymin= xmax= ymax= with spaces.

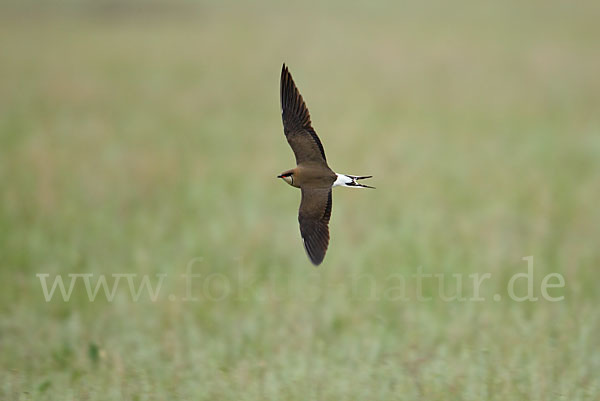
xmin=280 ymin=64 xmax=327 ymax=165
xmin=298 ymin=187 xmax=332 ymax=265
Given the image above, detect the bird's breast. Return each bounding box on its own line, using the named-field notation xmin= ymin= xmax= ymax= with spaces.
xmin=295 ymin=164 xmax=337 ymax=188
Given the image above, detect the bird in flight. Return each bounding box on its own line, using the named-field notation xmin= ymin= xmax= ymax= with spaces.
xmin=278 ymin=64 xmax=374 ymax=266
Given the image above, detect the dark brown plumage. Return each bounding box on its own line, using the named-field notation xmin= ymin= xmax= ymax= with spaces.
xmin=298 ymin=187 xmax=332 ymax=265
xmin=280 ymin=64 xmax=335 ymax=264
xmin=280 ymin=64 xmax=327 ymax=164
xmin=278 ymin=64 xmax=373 ymax=265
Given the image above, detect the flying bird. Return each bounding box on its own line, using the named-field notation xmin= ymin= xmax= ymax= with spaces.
xmin=278 ymin=64 xmax=374 ymax=266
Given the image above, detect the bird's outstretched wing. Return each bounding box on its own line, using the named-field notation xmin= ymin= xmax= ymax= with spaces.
xmin=298 ymin=187 xmax=332 ymax=265
xmin=280 ymin=64 xmax=327 ymax=165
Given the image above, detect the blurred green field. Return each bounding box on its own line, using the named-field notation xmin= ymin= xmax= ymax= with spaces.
xmin=1 ymin=1 xmax=599 ymax=400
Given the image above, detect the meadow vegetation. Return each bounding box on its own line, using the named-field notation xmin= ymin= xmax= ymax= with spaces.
xmin=1 ymin=1 xmax=599 ymax=399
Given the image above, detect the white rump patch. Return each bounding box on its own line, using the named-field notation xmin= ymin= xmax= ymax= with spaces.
xmin=333 ymin=174 xmax=353 ymax=187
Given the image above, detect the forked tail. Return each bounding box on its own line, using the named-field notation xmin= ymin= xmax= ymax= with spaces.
xmin=333 ymin=174 xmax=375 ymax=189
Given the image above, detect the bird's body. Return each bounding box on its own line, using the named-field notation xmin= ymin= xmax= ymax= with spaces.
xmin=277 ymin=64 xmax=373 ymax=265
xmin=280 ymin=163 xmax=336 ymax=189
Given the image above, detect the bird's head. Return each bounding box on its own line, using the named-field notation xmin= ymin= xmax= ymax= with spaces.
xmin=277 ymin=170 xmax=295 ymax=187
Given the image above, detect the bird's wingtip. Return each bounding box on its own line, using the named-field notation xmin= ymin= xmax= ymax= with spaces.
xmin=308 ymin=255 xmax=324 ymax=266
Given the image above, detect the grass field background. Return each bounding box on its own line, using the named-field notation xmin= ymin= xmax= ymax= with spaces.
xmin=1 ymin=1 xmax=599 ymax=399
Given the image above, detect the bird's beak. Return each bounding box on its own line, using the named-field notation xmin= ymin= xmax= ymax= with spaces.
xmin=277 ymin=174 xmax=283 ymax=178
